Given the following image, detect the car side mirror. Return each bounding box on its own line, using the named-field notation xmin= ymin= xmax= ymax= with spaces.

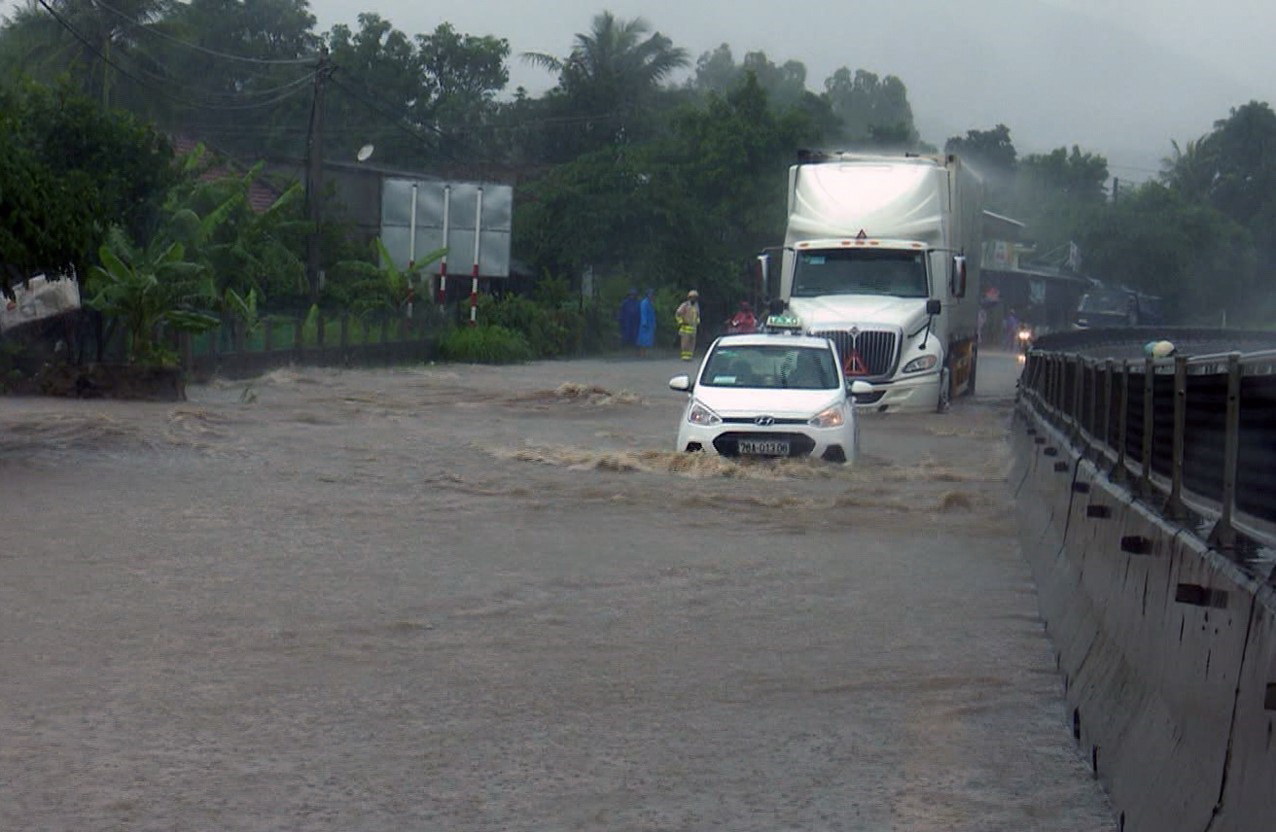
xmin=669 ymin=374 xmax=692 ymax=392
xmin=849 ymin=380 xmax=874 ymax=396
xmin=926 ymin=298 xmax=942 ymax=316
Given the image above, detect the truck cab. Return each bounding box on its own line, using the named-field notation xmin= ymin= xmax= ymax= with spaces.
xmin=766 ymin=153 xmax=984 ymax=412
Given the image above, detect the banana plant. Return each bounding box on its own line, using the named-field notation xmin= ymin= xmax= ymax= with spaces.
xmin=85 ymin=227 xmax=219 ymax=364
xmin=338 ymin=237 xmax=446 ymax=318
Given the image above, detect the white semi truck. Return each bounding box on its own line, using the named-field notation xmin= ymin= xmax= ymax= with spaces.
xmin=766 ymin=152 xmax=985 ymax=412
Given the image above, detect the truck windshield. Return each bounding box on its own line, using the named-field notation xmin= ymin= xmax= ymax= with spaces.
xmin=1078 ymin=290 xmax=1131 ymax=314
xmin=792 ymin=249 xmax=928 ymax=298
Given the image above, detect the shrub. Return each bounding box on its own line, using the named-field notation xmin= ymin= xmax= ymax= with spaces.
xmin=481 ymin=294 xmax=571 ymax=357
xmin=437 ymin=324 xmax=533 ymax=364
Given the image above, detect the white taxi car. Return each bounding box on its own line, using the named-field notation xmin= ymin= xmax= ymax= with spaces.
xmin=668 ymin=333 xmax=871 ymax=463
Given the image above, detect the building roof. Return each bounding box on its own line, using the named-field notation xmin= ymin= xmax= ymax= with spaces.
xmin=169 ymin=135 xmax=286 ymax=214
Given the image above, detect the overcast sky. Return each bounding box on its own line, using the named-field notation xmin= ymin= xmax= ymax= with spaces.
xmin=301 ymin=0 xmax=1274 ymax=179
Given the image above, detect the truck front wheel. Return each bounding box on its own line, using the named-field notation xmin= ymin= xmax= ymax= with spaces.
xmin=937 ymin=366 xmax=952 ymax=413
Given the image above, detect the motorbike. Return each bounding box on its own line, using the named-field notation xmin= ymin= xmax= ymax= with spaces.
xmin=1016 ymin=324 xmax=1035 ymax=356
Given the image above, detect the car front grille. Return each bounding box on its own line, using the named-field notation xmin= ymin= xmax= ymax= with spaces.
xmin=810 ymin=328 xmax=899 ymax=379
xmin=712 ymin=432 xmax=817 ymax=458
xmin=721 ymin=416 xmax=808 ymax=425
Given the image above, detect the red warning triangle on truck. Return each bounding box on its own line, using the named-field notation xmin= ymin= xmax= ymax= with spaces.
xmin=844 ymin=350 xmax=869 ymax=376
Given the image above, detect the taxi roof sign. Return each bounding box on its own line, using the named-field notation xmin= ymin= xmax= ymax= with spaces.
xmin=764 ymin=313 xmax=803 ymax=332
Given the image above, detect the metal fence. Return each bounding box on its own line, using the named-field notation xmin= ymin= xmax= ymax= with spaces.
xmin=180 ymin=313 xmax=440 ymax=381
xmin=1018 ymin=344 xmax=1276 ymax=549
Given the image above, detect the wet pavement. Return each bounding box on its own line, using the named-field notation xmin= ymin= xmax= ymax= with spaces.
xmin=0 ymin=349 xmax=1114 ymax=830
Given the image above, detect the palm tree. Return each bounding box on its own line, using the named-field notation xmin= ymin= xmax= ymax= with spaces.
xmin=1160 ymin=138 xmax=1218 ymax=203
xmin=0 ymin=0 xmax=173 ymax=109
xmin=523 ymin=12 xmax=688 ymax=115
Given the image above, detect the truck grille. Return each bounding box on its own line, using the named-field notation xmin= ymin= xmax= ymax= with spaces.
xmin=810 ymin=329 xmax=899 ymax=378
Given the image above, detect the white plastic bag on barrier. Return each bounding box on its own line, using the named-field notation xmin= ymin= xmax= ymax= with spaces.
xmin=1 ymin=275 xmax=81 ymax=334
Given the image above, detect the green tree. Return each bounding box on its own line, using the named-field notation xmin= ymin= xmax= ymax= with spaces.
xmin=1018 ymin=146 xmax=1109 ymax=205
xmin=161 ymin=147 xmax=309 ymax=307
xmin=325 ymin=15 xmax=509 ymax=167
xmin=414 ymin=22 xmax=509 ymax=159
xmin=85 ymin=226 xmax=219 ymax=363
xmin=946 ymin=124 xmax=1018 ymax=208
xmin=514 ymin=71 xmax=819 ymax=309
xmin=0 ymin=79 xmax=175 ymax=294
xmin=1159 ymin=100 xmax=1276 ymax=306
xmin=1077 ymin=182 xmax=1255 ymax=324
xmin=155 ymin=0 xmax=319 ymax=154
xmin=0 ymin=0 xmax=172 ymax=110
xmin=522 ymin=12 xmax=689 ymax=157
xmin=823 ymin=67 xmax=918 ymax=148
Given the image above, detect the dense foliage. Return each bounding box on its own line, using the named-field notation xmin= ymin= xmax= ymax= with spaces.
xmin=437 ymin=323 xmax=532 ymax=364
xmin=946 ymin=104 xmax=1276 ymax=324
xmin=2 ymin=1 xmax=1273 ymax=356
xmin=0 ymin=78 xmax=175 ymax=295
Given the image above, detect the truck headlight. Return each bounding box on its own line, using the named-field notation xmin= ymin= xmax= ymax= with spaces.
xmin=809 ymin=405 xmax=845 ymax=428
xmin=902 ymin=354 xmax=938 ymax=373
xmin=687 ymin=400 xmax=722 ymax=426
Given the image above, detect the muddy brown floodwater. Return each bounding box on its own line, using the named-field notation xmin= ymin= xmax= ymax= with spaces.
xmin=0 ymin=351 xmax=1113 ymax=831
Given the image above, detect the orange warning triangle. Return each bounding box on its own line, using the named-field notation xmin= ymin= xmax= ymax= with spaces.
xmin=844 ymin=351 xmax=869 ymax=376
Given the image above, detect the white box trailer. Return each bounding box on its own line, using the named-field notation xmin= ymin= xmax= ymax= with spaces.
xmin=775 ymin=153 xmax=985 ymax=412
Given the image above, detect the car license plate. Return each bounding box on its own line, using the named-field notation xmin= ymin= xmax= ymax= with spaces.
xmin=738 ymin=438 xmax=790 ymax=456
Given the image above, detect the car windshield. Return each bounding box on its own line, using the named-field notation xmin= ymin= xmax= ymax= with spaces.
xmin=792 ymin=248 xmax=928 ymax=298
xmin=700 ymin=344 xmax=839 ymax=390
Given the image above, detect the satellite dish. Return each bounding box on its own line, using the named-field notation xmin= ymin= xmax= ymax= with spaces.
xmin=356 ymin=144 xmax=374 ymax=162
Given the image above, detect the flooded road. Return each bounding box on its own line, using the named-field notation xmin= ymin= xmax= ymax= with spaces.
xmin=0 ymin=351 xmax=1113 ymax=831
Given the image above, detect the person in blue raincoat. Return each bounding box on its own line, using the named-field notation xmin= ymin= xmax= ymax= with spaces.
xmin=617 ymin=288 xmax=640 ymax=349
xmin=636 ymin=289 xmax=657 ymax=358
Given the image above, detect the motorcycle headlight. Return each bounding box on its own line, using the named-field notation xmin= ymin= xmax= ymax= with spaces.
xmin=809 ymin=405 xmax=845 ymax=428
xmin=902 ymin=354 xmax=938 ymax=373
xmin=687 ymin=400 xmax=722 ymax=426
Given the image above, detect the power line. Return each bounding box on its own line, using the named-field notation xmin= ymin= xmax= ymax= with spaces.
xmin=34 ymin=0 xmax=316 ymax=112
xmin=327 ymin=73 xmax=458 ymax=163
xmin=91 ymin=0 xmax=316 ymax=66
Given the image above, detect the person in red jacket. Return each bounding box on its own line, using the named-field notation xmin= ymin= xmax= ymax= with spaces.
xmin=727 ymin=301 xmax=758 ymax=334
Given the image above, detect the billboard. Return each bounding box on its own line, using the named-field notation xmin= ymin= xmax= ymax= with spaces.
xmin=380 ymin=178 xmax=513 ymax=278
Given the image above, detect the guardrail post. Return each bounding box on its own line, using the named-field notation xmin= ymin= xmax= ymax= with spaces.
xmin=1084 ymin=360 xmax=1098 ymax=457
xmin=1112 ymin=360 xmax=1130 ymax=485
xmin=1136 ymin=357 xmax=1155 ymax=498
xmin=1071 ymin=355 xmax=1085 ymax=444
xmin=1102 ymin=359 xmax=1114 ymax=461
xmin=1164 ymin=355 xmax=1189 ymax=520
xmin=1208 ymin=353 xmax=1242 ymax=550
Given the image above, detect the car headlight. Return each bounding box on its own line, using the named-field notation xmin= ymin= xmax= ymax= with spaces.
xmin=902 ymin=354 xmax=938 ymax=373
xmin=808 ymin=405 xmax=845 ymax=428
xmin=687 ymin=400 xmax=722 ymax=426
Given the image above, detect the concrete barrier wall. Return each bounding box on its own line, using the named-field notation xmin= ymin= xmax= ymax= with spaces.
xmin=1011 ymin=405 xmax=1276 ymax=832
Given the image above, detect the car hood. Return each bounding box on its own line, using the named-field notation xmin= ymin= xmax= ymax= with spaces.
xmin=693 ymin=386 xmax=844 ymax=418
xmin=789 ymin=295 xmax=926 ymax=330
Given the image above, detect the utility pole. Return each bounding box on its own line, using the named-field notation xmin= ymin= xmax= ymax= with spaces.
xmin=304 ymin=46 xmax=332 ymax=304
xmin=1112 ymin=176 xmax=1120 ymax=204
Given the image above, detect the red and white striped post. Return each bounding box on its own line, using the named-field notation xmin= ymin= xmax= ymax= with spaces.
xmin=437 ymin=185 xmax=451 ymax=307
xmin=406 ymin=183 xmax=418 ymax=319
xmin=469 ymin=186 xmax=484 ymax=326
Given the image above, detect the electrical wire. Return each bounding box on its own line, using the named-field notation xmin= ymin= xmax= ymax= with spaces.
xmin=34 ymin=0 xmax=317 ymax=112
xmin=327 ymin=73 xmax=460 ymax=163
xmin=90 ymin=0 xmax=317 ymax=66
